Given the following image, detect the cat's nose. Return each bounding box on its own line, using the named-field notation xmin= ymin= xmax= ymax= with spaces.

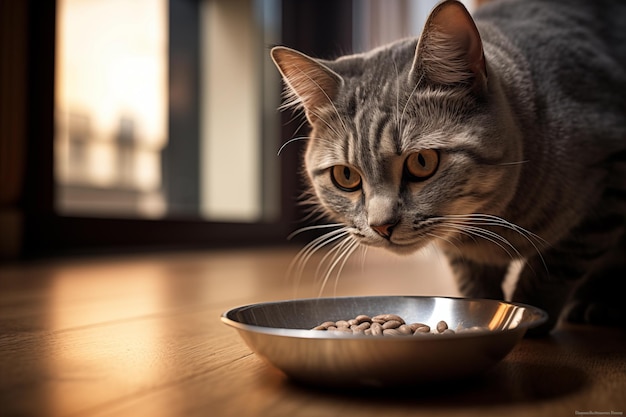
xmin=371 ymin=222 xmax=397 ymax=239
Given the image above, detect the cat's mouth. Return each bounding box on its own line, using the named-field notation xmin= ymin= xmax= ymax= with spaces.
xmin=385 ymin=240 xmax=430 ymax=255
xmin=353 ymin=230 xmax=433 ymax=255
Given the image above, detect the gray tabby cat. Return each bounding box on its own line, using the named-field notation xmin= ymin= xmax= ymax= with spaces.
xmin=271 ymin=0 xmax=626 ymax=335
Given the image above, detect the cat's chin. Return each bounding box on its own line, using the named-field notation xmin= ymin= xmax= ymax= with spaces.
xmin=386 ymin=243 xmax=427 ymax=256
xmin=364 ymin=239 xmax=427 ymax=256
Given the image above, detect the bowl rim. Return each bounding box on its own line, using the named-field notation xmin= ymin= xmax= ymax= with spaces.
xmin=220 ymin=295 xmax=549 ymax=340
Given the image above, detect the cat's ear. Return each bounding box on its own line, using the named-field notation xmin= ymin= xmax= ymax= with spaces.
xmin=271 ymin=46 xmax=343 ymax=124
xmin=411 ymin=0 xmax=486 ymax=93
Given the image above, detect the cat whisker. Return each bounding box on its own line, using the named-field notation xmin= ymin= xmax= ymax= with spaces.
xmin=307 ymin=109 xmax=342 ymax=137
xmin=433 ymin=214 xmax=547 ymax=274
xmin=292 ymin=116 xmax=312 ymax=138
xmin=277 ymin=136 xmax=309 ymax=156
xmin=314 ymin=233 xmax=353 ymax=280
xmin=450 ymin=223 xmax=521 ymax=260
xmin=497 ymin=160 xmax=530 ymax=166
xmin=317 ymin=236 xmax=360 ymax=297
xmin=287 ymin=223 xmax=343 ymax=240
xmin=292 ymin=228 xmax=349 ymax=274
xmin=279 ymin=106 xmax=305 ymax=125
xmin=437 ymin=223 xmax=517 ymax=262
xmin=440 ymin=213 xmax=548 ymax=246
xmin=278 ymin=134 xmax=338 ymax=157
xmin=425 ymin=231 xmax=463 ymax=261
xmin=332 ymin=237 xmax=361 ymax=296
xmin=439 ymin=213 xmax=549 ymax=272
xmin=288 ymin=227 xmax=351 ymax=295
xmin=296 ymin=191 xmax=332 ymax=223
xmin=359 ymin=244 xmax=369 ymax=275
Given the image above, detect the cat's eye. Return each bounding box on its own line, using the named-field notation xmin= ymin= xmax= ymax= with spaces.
xmin=404 ymin=150 xmax=439 ymax=181
xmin=330 ymin=165 xmax=362 ymax=192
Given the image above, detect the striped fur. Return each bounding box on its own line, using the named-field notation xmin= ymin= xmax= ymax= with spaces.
xmin=272 ymin=0 xmax=626 ymax=334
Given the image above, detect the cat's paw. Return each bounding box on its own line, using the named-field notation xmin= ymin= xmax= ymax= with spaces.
xmin=564 ymin=300 xmax=626 ymax=327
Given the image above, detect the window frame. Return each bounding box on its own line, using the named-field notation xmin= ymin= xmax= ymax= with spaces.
xmin=16 ymin=0 xmax=353 ymax=257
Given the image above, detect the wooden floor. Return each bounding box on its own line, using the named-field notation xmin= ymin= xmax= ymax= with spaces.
xmin=1 ymin=247 xmax=624 ymax=417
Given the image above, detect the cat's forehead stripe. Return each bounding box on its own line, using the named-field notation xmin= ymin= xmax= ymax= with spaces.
xmin=343 ymin=130 xmax=353 ymax=165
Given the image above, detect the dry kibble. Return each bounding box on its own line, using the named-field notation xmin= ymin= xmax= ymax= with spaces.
xmin=372 ymin=314 xmax=405 ymax=324
xmin=311 ymin=315 xmax=479 ymax=337
xmin=382 ymin=320 xmax=402 ymax=330
xmin=414 ymin=325 xmax=431 ymax=333
xmin=436 ymin=320 xmax=449 ymax=333
xmin=370 ymin=322 xmax=383 ymax=336
xmin=352 ymin=322 xmax=371 ymax=331
xmin=355 ymin=315 xmax=372 ymax=324
xmin=313 ymin=321 xmax=336 ymax=330
xmin=408 ymin=323 xmax=426 ymax=332
xmin=397 ymin=324 xmax=413 ymax=335
xmin=331 ymin=327 xmax=352 ymax=333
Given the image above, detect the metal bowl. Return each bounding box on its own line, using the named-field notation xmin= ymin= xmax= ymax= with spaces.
xmin=221 ymin=296 xmax=547 ymax=387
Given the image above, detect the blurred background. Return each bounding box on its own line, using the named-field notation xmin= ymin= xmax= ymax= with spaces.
xmin=1 ymin=0 xmax=477 ymax=260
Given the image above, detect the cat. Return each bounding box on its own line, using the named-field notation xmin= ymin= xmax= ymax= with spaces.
xmin=271 ymin=0 xmax=626 ymax=335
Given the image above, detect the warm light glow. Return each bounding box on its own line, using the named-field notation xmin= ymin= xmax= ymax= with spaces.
xmin=45 ymin=262 xmax=168 ymax=415
xmin=55 ymin=0 xmax=168 ymax=216
xmin=485 ymin=302 xmax=526 ymax=330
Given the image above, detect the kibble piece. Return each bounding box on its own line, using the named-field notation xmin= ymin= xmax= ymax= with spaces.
xmin=336 ymin=320 xmax=350 ymax=328
xmin=383 ymin=328 xmax=403 ymax=336
xmin=354 ymin=315 xmax=372 ymax=324
xmin=441 ymin=329 xmax=455 ymax=334
xmin=370 ymin=322 xmax=383 ymax=336
xmin=415 ymin=325 xmax=431 ymax=333
xmin=382 ymin=320 xmax=402 ymax=330
xmin=311 ymin=321 xmax=336 ymax=330
xmin=408 ymin=323 xmax=427 ymax=332
xmin=397 ymin=324 xmax=413 ymax=335
xmin=351 ymin=322 xmax=371 ymax=332
xmin=436 ymin=320 xmax=449 ymax=333
xmin=372 ymin=314 xmax=405 ymax=324
xmin=331 ymin=326 xmax=352 ymax=333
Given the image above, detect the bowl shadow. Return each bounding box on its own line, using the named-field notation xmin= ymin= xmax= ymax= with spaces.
xmin=285 ymin=359 xmax=588 ymax=407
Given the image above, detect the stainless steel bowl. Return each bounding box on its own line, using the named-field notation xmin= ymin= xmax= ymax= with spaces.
xmin=221 ymin=296 xmax=547 ymax=387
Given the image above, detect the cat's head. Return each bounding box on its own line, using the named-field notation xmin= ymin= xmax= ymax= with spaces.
xmin=272 ymin=0 xmax=522 ymax=255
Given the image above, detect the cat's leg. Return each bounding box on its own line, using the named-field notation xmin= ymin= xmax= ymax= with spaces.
xmin=513 ymin=215 xmax=625 ymax=336
xmin=563 ymin=152 xmax=626 ymax=326
xmin=447 ymin=256 xmax=508 ymax=300
xmin=564 ymin=232 xmax=626 ymax=326
xmin=510 ymin=254 xmax=576 ymax=336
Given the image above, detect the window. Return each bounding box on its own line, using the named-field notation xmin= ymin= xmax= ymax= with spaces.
xmin=55 ymin=0 xmax=281 ymax=222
